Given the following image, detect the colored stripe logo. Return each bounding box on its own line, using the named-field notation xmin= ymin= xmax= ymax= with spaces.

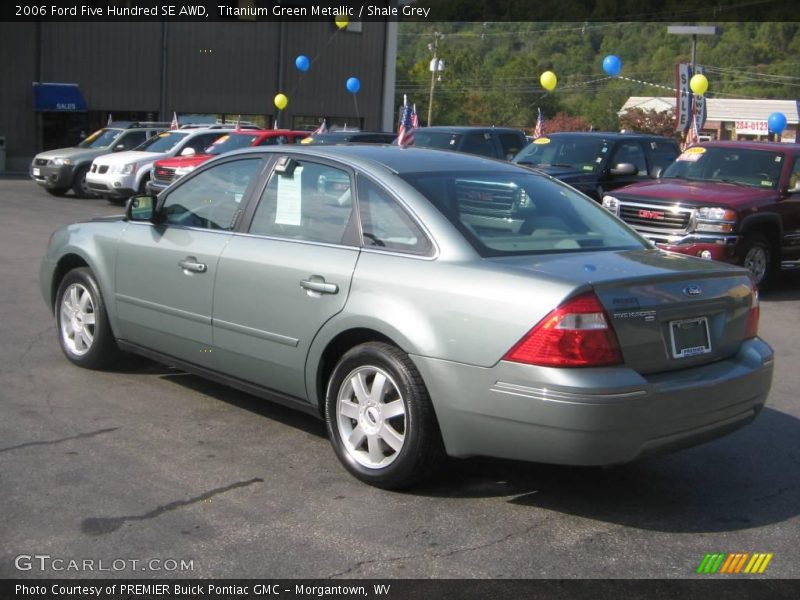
xmin=696 ymin=553 xmax=773 ymax=574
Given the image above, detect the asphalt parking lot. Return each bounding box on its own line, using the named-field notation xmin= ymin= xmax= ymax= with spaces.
xmin=1 ymin=177 xmax=799 ymax=580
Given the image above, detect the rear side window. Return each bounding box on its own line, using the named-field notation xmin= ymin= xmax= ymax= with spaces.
xmin=356 ymin=175 xmax=432 ymax=256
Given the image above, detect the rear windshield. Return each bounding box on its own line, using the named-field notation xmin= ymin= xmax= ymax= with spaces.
xmin=513 ymin=136 xmax=611 ymax=173
xmin=400 ymin=171 xmax=646 ymax=257
xmin=137 ymin=131 xmax=189 ymax=152
xmin=78 ymin=129 xmax=123 ymax=149
xmin=663 ymin=146 xmax=784 ymax=189
xmin=207 ymin=134 xmax=260 ymax=155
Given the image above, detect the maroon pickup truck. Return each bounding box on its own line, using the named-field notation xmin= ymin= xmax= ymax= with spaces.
xmin=602 ymin=141 xmax=800 ymax=286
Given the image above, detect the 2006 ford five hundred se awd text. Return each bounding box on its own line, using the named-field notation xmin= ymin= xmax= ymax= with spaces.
xmin=40 ymin=145 xmax=774 ymax=488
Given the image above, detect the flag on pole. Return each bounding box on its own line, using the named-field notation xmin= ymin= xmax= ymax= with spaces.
xmin=397 ymin=95 xmax=415 ymax=146
xmin=170 ymin=112 xmax=179 ymax=130
xmin=312 ymin=119 xmax=328 ymax=135
xmin=533 ymin=108 xmax=544 ymax=139
xmin=106 ymin=114 xmax=113 ymax=126
xmin=683 ymin=109 xmax=700 ymax=151
xmin=234 ymin=115 xmax=242 ymax=132
xmin=411 ymin=104 xmax=420 ymax=129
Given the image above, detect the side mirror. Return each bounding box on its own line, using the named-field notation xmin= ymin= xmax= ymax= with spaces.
xmin=125 ymin=195 xmax=158 ymax=222
xmin=180 ymin=147 xmax=196 ymax=157
xmin=610 ymin=162 xmax=638 ymax=176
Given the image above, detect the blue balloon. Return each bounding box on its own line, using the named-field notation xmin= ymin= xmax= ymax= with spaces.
xmin=768 ymin=112 xmax=787 ymax=134
xmin=346 ymin=77 xmax=361 ymax=94
xmin=295 ymin=55 xmax=310 ymax=72
xmin=602 ymin=54 xmax=622 ymax=77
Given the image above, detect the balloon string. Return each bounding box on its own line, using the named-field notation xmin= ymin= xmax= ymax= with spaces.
xmin=352 ymin=95 xmax=360 ymax=124
xmin=288 ymin=27 xmax=344 ymax=99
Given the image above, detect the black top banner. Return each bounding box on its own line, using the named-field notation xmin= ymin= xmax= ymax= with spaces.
xmin=1 ymin=0 xmax=793 ymax=22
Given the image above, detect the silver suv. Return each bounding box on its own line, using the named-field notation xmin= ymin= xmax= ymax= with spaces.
xmin=30 ymin=122 xmax=169 ymax=198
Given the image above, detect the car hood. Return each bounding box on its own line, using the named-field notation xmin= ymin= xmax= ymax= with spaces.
xmin=155 ymin=154 xmax=211 ymax=168
xmin=93 ymin=150 xmax=166 ymax=166
xmin=35 ymin=147 xmax=110 ymax=162
xmin=614 ymin=179 xmax=777 ymax=206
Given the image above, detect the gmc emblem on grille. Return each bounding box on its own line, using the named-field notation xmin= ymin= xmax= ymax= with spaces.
xmin=638 ymin=209 xmax=665 ymax=220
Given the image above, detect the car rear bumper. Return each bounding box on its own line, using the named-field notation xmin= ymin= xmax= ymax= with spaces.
xmin=411 ymin=337 xmax=773 ymax=465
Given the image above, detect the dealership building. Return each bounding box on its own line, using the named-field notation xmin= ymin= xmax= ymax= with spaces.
xmin=0 ymin=20 xmax=398 ymax=172
xmin=620 ymin=96 xmax=800 ymax=143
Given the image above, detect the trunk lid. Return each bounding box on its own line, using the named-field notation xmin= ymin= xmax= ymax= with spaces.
xmin=491 ymin=249 xmax=755 ymax=374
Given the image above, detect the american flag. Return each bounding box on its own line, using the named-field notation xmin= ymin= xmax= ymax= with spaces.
xmin=683 ymin=110 xmax=700 ymax=151
xmin=397 ymin=95 xmax=415 ymax=146
xmin=234 ymin=115 xmax=242 ymax=132
xmin=411 ymin=104 xmax=420 ymax=129
xmin=533 ymin=107 xmax=544 ymax=139
xmin=170 ymin=112 xmax=179 ymax=130
xmin=312 ymin=119 xmax=328 ymax=135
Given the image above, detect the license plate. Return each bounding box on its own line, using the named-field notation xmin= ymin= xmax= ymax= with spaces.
xmin=670 ymin=317 xmax=711 ymax=359
xmin=32 ymin=168 xmax=40 ymax=176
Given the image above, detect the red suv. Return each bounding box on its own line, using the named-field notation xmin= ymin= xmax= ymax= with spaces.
xmin=602 ymin=141 xmax=800 ymax=286
xmin=147 ymin=129 xmax=309 ymax=194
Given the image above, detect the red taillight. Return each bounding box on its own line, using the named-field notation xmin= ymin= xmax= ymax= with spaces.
xmin=745 ymin=287 xmax=759 ymax=340
xmin=504 ymin=292 xmax=622 ymax=367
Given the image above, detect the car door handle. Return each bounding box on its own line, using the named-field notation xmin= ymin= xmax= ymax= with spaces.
xmin=178 ymin=257 xmax=207 ymax=273
xmin=300 ymin=278 xmax=339 ymax=295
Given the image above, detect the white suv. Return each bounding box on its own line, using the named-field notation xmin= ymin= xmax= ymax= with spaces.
xmin=86 ymin=128 xmax=228 ymax=203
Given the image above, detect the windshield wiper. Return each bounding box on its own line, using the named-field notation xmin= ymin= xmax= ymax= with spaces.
xmin=716 ymin=178 xmax=757 ymax=187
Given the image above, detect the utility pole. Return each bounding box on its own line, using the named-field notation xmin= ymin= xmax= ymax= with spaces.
xmin=427 ymin=32 xmax=444 ymax=127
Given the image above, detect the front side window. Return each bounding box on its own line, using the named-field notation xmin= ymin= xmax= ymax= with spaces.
xmin=460 ymin=133 xmax=497 ymax=158
xmin=357 ymin=175 xmax=432 ymax=255
xmin=610 ymin=142 xmax=647 ymax=175
xmin=207 ymin=133 xmax=259 ymax=155
xmin=249 ymin=159 xmax=355 ymax=245
xmin=161 ymin=158 xmax=262 ymax=230
xmin=401 ymin=170 xmax=646 ymax=257
xmin=119 ymin=131 xmax=147 ymax=150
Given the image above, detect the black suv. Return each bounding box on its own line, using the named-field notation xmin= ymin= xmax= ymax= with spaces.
xmin=408 ymin=126 xmax=528 ymax=160
xmin=513 ymin=132 xmax=680 ymax=201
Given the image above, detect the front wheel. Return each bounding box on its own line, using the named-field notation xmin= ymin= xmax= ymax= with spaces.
xmin=55 ymin=267 xmax=121 ymax=369
xmin=740 ymin=233 xmax=774 ymax=288
xmin=72 ymin=165 xmax=98 ymax=198
xmin=325 ymin=342 xmax=445 ymax=489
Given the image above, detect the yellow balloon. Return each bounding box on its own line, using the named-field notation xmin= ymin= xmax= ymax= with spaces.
xmin=335 ymin=15 xmax=349 ymax=29
xmin=690 ymin=73 xmax=709 ymax=96
xmin=540 ymin=70 xmax=557 ymax=92
xmin=274 ymin=93 xmax=288 ymax=110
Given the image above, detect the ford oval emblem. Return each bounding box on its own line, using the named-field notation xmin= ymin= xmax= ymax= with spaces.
xmin=683 ymin=285 xmax=703 ymax=297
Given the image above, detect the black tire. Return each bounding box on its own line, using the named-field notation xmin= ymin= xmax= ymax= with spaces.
xmin=740 ymin=233 xmax=775 ymax=288
xmin=138 ymin=175 xmax=150 ymax=195
xmin=325 ymin=342 xmax=445 ymax=489
xmin=54 ymin=267 xmax=121 ymax=370
xmin=45 ymin=187 xmax=69 ymax=197
xmin=71 ymin=165 xmax=97 ymax=198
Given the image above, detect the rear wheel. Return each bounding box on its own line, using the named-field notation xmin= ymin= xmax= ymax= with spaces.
xmin=325 ymin=342 xmax=445 ymax=489
xmin=740 ymin=233 xmax=774 ymax=288
xmin=55 ymin=267 xmax=121 ymax=369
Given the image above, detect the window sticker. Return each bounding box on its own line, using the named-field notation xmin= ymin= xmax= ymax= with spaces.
xmin=775 ymin=156 xmax=783 ymax=162
xmin=677 ymin=147 xmax=706 ymax=162
xmin=533 ymin=137 xmax=550 ymax=144
xmin=583 ymin=165 xmax=594 ymax=171
xmin=760 ymin=181 xmax=772 ymax=187
xmin=275 ymin=166 xmax=302 ymax=226
xmin=84 ymin=130 xmax=101 ymax=143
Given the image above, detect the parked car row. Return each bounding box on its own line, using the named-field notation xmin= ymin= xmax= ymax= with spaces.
xmin=30 ymin=122 xmax=800 ymax=286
